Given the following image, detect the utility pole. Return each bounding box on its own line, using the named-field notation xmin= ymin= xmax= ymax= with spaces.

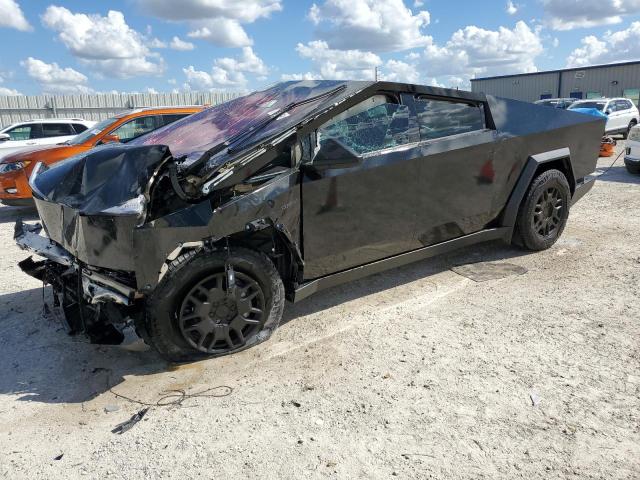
xmin=374 ymin=66 xmax=378 ymax=81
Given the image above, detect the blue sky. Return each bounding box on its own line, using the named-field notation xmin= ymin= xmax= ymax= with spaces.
xmin=2 ymin=0 xmax=640 ymax=96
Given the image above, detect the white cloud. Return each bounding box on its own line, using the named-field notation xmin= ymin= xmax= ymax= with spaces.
xmin=379 ymin=59 xmax=420 ymax=83
xmin=281 ymin=72 xmax=318 ymax=81
xmin=0 ymin=0 xmax=31 ymax=31
xmin=145 ymin=87 xmax=159 ymax=94
xmin=41 ymin=6 xmax=165 ymax=78
xmin=308 ymin=0 xmax=431 ymax=52
xmin=170 ymin=36 xmax=195 ymax=51
xmin=148 ymin=37 xmax=167 ymax=48
xmin=21 ymin=57 xmax=93 ymax=94
xmin=187 ymin=18 xmax=252 ymax=47
xmin=296 ymin=40 xmax=381 ymax=79
xmin=543 ymin=0 xmax=640 ymax=30
xmin=566 ymin=21 xmax=640 ymax=67
xmin=420 ymin=21 xmax=542 ymax=79
xmin=0 ymin=75 xmax=22 ymax=96
xmin=182 ymin=47 xmax=268 ymax=90
xmin=0 ymin=87 xmax=22 ymax=96
xmin=138 ymin=0 xmax=282 ymax=47
xmin=506 ymin=1 xmax=518 ymax=15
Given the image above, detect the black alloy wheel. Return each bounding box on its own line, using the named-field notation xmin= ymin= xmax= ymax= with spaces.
xmin=178 ymin=271 xmax=266 ymax=354
xmin=532 ymin=186 xmax=564 ymax=239
xmin=515 ymin=168 xmax=571 ymax=251
xmin=144 ymin=247 xmax=285 ymax=362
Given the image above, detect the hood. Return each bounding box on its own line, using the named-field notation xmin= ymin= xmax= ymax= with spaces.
xmin=131 ymin=80 xmax=372 ymax=176
xmin=31 ymin=144 xmax=169 ymax=215
xmin=0 ymin=144 xmax=78 ymax=164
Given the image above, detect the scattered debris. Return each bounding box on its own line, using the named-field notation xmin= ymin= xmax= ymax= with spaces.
xmin=104 ymin=404 xmax=120 ymax=413
xmin=451 ymin=262 xmax=528 ymax=282
xmin=291 ymin=400 xmax=301 ymax=408
xmin=53 ymin=454 xmax=64 ymax=461
xmin=530 ymin=392 xmax=540 ymax=407
xmin=111 ymin=408 xmax=149 ymax=435
xmin=382 ymin=373 xmax=391 ymax=379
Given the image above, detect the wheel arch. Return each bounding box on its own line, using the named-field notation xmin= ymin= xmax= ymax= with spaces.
xmin=499 ymin=147 xmax=575 ymax=240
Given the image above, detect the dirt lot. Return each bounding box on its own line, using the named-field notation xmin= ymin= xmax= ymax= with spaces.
xmin=0 ymin=146 xmax=639 ymax=479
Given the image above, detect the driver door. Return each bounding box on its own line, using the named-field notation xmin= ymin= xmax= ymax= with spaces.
xmin=301 ymin=94 xmax=423 ymax=280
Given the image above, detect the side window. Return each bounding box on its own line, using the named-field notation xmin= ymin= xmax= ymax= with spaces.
xmin=72 ymin=123 xmax=89 ymax=133
xmin=111 ymin=116 xmax=158 ymax=142
xmin=41 ymin=123 xmax=74 ymax=137
xmin=318 ymin=95 xmax=417 ymax=155
xmin=5 ymin=124 xmax=32 ymax=141
xmin=161 ymin=114 xmax=189 ymax=126
xmin=616 ymin=100 xmax=631 ymax=110
xmin=414 ymin=97 xmax=485 ymax=141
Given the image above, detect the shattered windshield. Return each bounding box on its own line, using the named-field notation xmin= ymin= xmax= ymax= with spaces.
xmin=130 ymin=80 xmax=372 ymax=171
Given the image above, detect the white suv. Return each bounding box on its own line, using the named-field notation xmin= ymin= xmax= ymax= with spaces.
xmin=568 ymin=98 xmax=639 ymax=137
xmin=0 ymin=118 xmax=96 ymax=159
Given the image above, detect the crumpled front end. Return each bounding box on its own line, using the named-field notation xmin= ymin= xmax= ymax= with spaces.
xmin=14 ymin=145 xmax=172 ymax=344
xmin=15 ymin=221 xmax=143 ymax=344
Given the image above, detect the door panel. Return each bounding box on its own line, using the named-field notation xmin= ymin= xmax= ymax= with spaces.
xmin=302 ymin=94 xmax=423 ymax=280
xmin=412 ymin=131 xmax=498 ymax=246
xmin=302 ymin=151 xmax=422 ymax=280
xmin=402 ymin=94 xmax=498 ymax=246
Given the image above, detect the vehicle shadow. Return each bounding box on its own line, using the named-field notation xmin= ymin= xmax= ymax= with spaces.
xmin=0 ymin=240 xmax=527 ymax=405
xmin=0 ymin=287 xmax=167 ymax=405
xmin=595 ymin=165 xmax=640 ymax=185
xmin=0 ymin=205 xmax=38 ymax=224
xmin=283 ymin=239 xmax=529 ymax=322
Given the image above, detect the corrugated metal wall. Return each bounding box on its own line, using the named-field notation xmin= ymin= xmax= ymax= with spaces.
xmin=472 ymin=72 xmax=560 ymax=103
xmin=0 ymin=91 xmax=242 ymax=128
xmin=471 ymin=62 xmax=640 ymax=103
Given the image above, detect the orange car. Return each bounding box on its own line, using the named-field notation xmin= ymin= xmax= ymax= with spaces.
xmin=0 ymin=106 xmax=203 ymax=206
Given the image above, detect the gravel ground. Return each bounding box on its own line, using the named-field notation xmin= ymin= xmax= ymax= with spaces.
xmin=0 ymin=145 xmax=639 ymax=479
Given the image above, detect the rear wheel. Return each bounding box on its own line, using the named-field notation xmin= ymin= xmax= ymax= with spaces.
xmin=515 ymin=169 xmax=571 ymax=251
xmin=626 ymin=164 xmax=640 ymax=175
xmin=145 ymin=247 xmax=285 ymax=362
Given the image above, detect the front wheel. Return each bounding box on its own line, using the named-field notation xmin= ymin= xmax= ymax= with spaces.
xmin=515 ymin=169 xmax=571 ymax=251
xmin=626 ymin=164 xmax=640 ymax=175
xmin=145 ymin=247 xmax=285 ymax=362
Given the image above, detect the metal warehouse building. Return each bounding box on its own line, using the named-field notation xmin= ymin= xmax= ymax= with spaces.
xmin=470 ymin=61 xmax=640 ymax=105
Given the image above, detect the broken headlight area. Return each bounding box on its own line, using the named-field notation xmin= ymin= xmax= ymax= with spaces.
xmin=16 ymin=221 xmax=144 ymax=345
xmin=29 ymin=144 xmax=175 ymax=222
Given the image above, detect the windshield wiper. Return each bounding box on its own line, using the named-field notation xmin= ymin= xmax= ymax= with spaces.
xmin=184 ymin=84 xmax=347 ymax=174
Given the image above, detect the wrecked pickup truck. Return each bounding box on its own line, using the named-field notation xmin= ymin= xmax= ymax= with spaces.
xmin=15 ymin=80 xmax=604 ymax=361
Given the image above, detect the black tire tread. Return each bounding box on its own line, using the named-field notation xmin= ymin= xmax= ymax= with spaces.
xmin=515 ymin=169 xmax=570 ymax=251
xmin=145 ymin=247 xmax=285 ymax=362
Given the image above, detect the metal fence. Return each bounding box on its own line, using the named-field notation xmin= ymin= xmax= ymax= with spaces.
xmin=0 ymin=91 xmax=242 ymax=128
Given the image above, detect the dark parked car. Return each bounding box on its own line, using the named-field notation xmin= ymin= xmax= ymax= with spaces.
xmin=15 ymin=80 xmax=604 ymax=361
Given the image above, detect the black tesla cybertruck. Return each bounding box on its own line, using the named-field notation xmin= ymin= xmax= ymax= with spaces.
xmin=15 ymin=80 xmax=604 ymax=361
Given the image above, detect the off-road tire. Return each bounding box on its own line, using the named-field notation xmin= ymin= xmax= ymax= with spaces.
xmin=145 ymin=247 xmax=285 ymax=362
xmin=515 ymin=169 xmax=571 ymax=251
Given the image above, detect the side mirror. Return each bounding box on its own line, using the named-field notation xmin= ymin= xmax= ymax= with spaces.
xmin=100 ymin=134 xmax=120 ymax=145
xmin=605 ymin=109 xmax=612 ymax=115
xmin=308 ymin=138 xmax=361 ymax=171
xmin=0 ymin=133 xmax=10 ymax=142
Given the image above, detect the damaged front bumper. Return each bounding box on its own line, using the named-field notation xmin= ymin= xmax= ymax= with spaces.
xmin=15 ymin=221 xmax=141 ymax=346
xmin=15 ymin=221 xmax=137 ymax=306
